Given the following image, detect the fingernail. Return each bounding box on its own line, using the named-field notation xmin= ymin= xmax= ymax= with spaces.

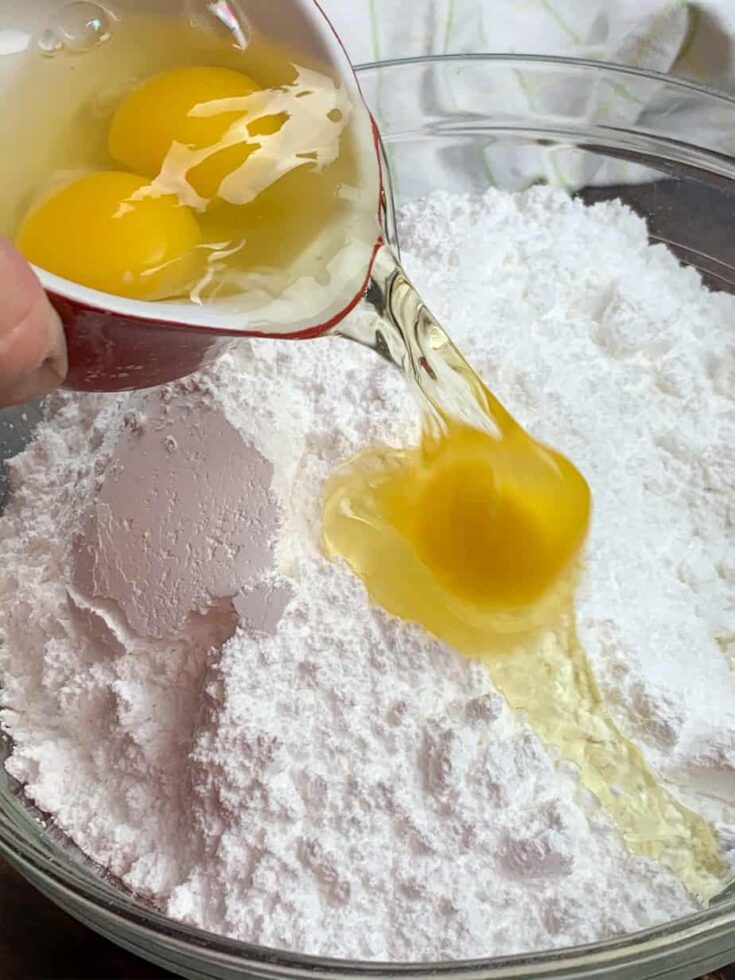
xmin=44 ymin=303 xmax=68 ymax=381
xmin=0 ymin=358 xmax=66 ymax=408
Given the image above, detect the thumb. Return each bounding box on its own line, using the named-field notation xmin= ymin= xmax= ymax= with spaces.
xmin=0 ymin=238 xmax=68 ymax=408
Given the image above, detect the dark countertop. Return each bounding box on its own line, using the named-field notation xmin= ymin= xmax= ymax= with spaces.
xmin=1 ymin=856 xmax=175 ymax=980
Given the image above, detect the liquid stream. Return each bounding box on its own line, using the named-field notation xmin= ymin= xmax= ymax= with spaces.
xmin=327 ymin=245 xmax=728 ymax=902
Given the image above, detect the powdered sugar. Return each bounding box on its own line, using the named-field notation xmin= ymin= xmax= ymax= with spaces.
xmin=400 ymin=191 xmax=735 ymax=819
xmin=2 ymin=186 xmax=735 ymax=960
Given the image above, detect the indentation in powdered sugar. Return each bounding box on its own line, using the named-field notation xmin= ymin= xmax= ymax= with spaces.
xmin=71 ymin=385 xmax=283 ymax=639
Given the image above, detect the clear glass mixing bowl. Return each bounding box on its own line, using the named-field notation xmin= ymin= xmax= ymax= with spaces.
xmin=3 ymin=54 xmax=735 ymax=980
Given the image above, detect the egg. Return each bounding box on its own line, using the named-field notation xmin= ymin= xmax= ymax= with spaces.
xmin=399 ymin=423 xmax=591 ymax=609
xmin=16 ymin=171 xmax=203 ymax=301
xmin=323 ymin=416 xmax=591 ymax=654
xmin=108 ymin=66 xmax=284 ymax=203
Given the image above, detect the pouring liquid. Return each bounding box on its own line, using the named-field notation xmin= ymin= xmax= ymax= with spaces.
xmin=324 ymin=246 xmax=727 ymax=902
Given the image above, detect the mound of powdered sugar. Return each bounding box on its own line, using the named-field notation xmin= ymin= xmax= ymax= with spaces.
xmin=2 ymin=186 xmax=735 ymax=960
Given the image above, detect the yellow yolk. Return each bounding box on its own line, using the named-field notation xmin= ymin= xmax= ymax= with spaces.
xmin=17 ymin=171 xmax=203 ymax=301
xmin=323 ymin=416 xmax=591 ymax=654
xmin=400 ymin=424 xmax=590 ymax=609
xmin=108 ymin=66 xmax=285 ymax=203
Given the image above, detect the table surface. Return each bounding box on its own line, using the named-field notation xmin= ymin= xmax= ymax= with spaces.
xmin=1 ymin=856 xmax=175 ymax=979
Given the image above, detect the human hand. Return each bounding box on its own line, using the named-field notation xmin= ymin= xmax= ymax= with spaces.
xmin=0 ymin=238 xmax=67 ymax=408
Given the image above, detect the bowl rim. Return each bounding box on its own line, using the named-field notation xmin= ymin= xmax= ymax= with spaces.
xmin=354 ymin=50 xmax=735 ymax=107
xmin=3 ymin=805 xmax=735 ymax=979
xmin=3 ymin=49 xmax=735 ymax=979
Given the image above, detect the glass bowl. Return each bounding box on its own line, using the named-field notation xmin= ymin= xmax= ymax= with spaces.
xmin=3 ymin=53 xmax=735 ymax=980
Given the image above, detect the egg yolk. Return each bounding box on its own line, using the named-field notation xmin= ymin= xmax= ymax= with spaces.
xmin=108 ymin=66 xmax=285 ymax=203
xmin=322 ymin=417 xmax=591 ymax=654
xmin=16 ymin=171 xmax=203 ymax=301
xmin=396 ymin=423 xmax=590 ymax=609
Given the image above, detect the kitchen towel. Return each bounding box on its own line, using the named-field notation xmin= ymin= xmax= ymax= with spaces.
xmin=318 ymin=1 xmax=735 ymax=193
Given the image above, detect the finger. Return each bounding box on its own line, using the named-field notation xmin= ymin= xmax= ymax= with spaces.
xmin=0 ymin=238 xmax=68 ymax=408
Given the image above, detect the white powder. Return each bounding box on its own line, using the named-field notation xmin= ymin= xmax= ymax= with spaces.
xmin=2 ymin=186 xmax=735 ymax=960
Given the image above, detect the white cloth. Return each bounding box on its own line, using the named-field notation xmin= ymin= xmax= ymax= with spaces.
xmin=320 ymin=1 xmax=735 ymax=86
xmin=317 ymin=1 xmax=735 ymax=194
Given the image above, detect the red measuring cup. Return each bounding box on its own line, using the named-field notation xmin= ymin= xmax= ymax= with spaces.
xmin=4 ymin=0 xmax=385 ymax=391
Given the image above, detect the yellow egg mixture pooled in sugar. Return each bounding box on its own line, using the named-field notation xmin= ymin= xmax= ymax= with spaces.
xmin=323 ymin=259 xmax=725 ymax=901
xmin=323 ymin=339 xmax=591 ymax=653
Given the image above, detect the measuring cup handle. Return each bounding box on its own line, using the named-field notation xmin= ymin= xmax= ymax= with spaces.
xmin=49 ymin=292 xmax=231 ymax=393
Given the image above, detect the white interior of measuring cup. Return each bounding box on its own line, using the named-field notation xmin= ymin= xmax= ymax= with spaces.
xmin=0 ymin=0 xmax=383 ymax=337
